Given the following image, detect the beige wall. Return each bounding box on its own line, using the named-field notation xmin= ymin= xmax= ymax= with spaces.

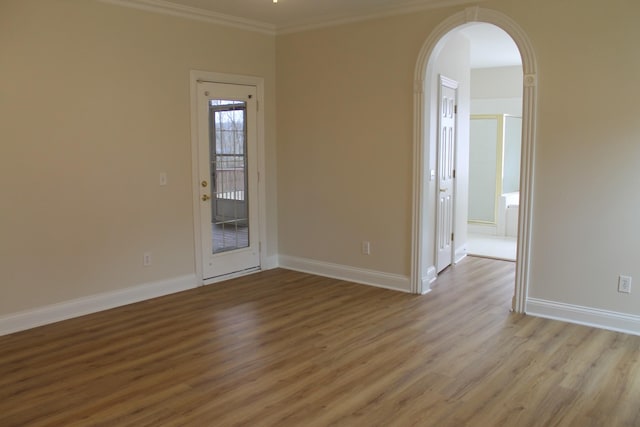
xmin=277 ymin=0 xmax=640 ymax=315
xmin=276 ymin=10 xmax=454 ymax=277
xmin=0 ymin=0 xmax=277 ymax=315
xmin=510 ymin=0 xmax=640 ymax=312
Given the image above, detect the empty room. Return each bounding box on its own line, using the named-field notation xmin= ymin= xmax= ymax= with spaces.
xmin=1 ymin=0 xmax=640 ymax=425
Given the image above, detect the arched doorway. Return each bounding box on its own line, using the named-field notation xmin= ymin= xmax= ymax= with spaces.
xmin=410 ymin=7 xmax=538 ymax=313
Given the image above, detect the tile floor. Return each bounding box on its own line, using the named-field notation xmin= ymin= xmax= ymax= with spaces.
xmin=466 ymin=233 xmax=517 ymax=261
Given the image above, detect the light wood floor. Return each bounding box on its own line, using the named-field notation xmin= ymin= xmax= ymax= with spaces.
xmin=2 ymin=257 xmax=640 ymax=426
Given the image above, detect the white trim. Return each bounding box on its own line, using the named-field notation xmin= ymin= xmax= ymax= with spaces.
xmin=96 ymin=0 xmax=276 ymax=35
xmin=527 ymin=298 xmax=640 ymax=337
xmin=411 ymin=6 xmax=537 ymax=314
xmin=277 ymin=0 xmax=485 ymax=35
xmin=454 ymin=246 xmax=467 ymax=264
xmin=279 ymin=255 xmax=411 ymax=293
xmin=0 ymin=274 xmax=197 ymax=336
xmin=190 ymin=70 xmax=268 ymax=285
xmin=96 ymin=0 xmax=486 ymax=36
xmin=421 ymin=265 xmax=437 ymax=294
xmin=421 ymin=280 xmax=433 ymax=294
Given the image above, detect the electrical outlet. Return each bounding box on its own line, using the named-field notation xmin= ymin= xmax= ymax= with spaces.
xmin=159 ymin=172 xmax=168 ymax=186
xmin=143 ymin=252 xmax=152 ymax=267
xmin=362 ymin=241 xmax=371 ymax=255
xmin=618 ymin=275 xmax=632 ymax=293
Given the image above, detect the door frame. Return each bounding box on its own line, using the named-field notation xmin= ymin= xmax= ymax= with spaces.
xmin=190 ymin=70 xmax=267 ymax=285
xmin=410 ymin=6 xmax=538 ymax=313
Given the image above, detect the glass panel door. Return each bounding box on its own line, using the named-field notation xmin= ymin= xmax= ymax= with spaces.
xmin=197 ymin=81 xmax=259 ymax=281
xmin=209 ymin=100 xmax=249 ymax=254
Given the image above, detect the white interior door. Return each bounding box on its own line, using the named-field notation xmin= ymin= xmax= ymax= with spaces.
xmin=197 ymin=82 xmax=260 ymax=280
xmin=436 ymin=76 xmax=457 ymax=273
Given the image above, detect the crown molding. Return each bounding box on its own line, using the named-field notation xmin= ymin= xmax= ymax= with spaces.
xmin=97 ymin=0 xmax=485 ymax=36
xmin=276 ymin=0 xmax=485 ymax=35
xmin=97 ymin=0 xmax=276 ymax=35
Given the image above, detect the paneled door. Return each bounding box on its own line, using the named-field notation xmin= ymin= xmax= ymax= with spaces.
xmin=436 ymin=76 xmax=458 ymax=273
xmin=197 ymin=82 xmax=259 ymax=280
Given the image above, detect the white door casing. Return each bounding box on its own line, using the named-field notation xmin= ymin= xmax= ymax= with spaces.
xmin=196 ymin=81 xmax=260 ymax=281
xmin=436 ymin=76 xmax=457 ymax=273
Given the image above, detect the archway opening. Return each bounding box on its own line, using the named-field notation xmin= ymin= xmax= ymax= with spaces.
xmin=411 ymin=7 xmax=537 ymax=313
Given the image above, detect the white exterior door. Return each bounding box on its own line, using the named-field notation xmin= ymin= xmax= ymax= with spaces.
xmin=196 ymin=82 xmax=260 ymax=280
xmin=436 ymin=76 xmax=457 ymax=273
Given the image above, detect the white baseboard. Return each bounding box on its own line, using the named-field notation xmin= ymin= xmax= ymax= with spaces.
xmin=526 ymin=298 xmax=640 ymax=336
xmin=0 ymin=274 xmax=198 ymax=336
xmin=279 ymin=255 xmax=410 ymax=293
xmin=455 ymin=246 xmax=467 ymax=264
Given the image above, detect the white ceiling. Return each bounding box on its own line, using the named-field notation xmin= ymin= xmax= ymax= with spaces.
xmin=459 ymin=23 xmax=522 ymax=68
xmin=107 ymin=0 xmax=521 ymax=68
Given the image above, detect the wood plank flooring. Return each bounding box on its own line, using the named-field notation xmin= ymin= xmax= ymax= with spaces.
xmin=1 ymin=257 xmax=640 ymax=426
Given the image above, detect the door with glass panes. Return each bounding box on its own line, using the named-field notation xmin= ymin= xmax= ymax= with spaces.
xmin=197 ymin=82 xmax=259 ymax=280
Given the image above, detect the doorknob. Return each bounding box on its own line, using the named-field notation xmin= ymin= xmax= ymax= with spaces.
xmin=202 ymin=194 xmax=211 ymax=201
xmin=440 ymin=188 xmax=448 ymax=192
